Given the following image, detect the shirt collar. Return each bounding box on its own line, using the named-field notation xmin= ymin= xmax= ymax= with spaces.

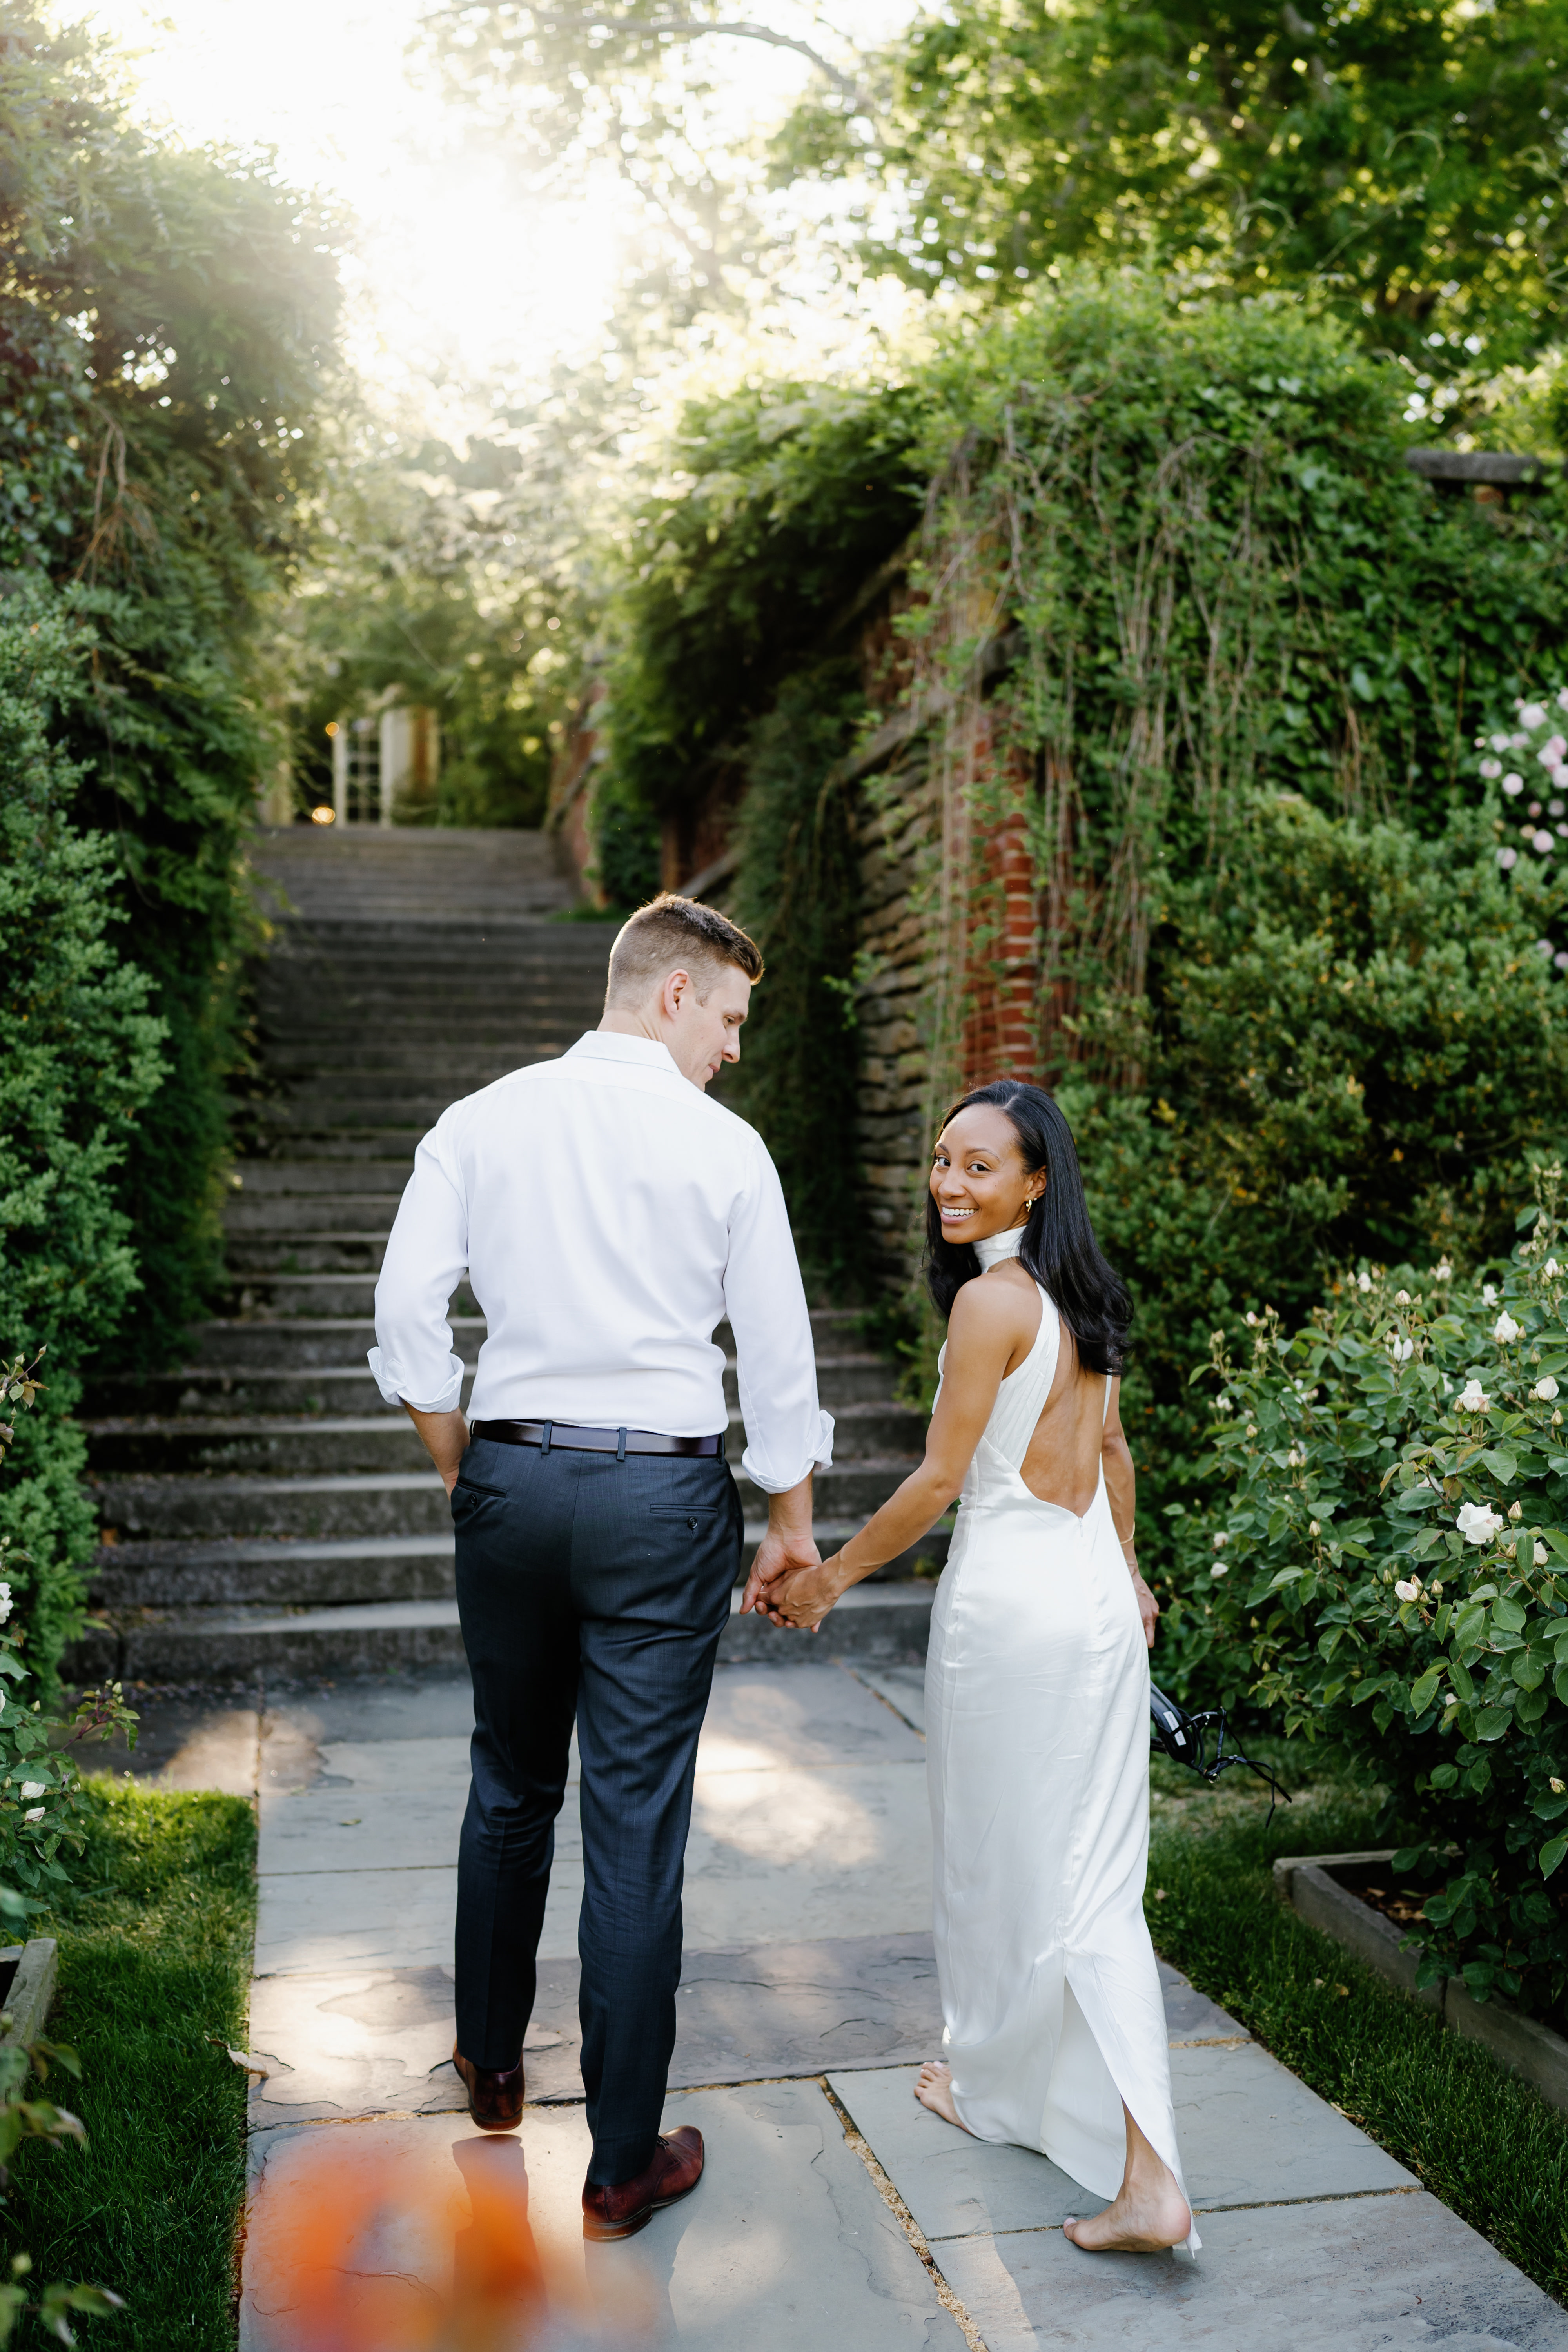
xmin=566 ymin=1031 xmax=685 ymax=1081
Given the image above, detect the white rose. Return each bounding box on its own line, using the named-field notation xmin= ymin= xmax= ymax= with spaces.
xmin=1388 ymin=1335 xmax=1414 ymax=1362
xmin=1534 ymin=830 xmax=1555 ymax=854
xmin=1457 ymin=1378 xmax=1490 ymax=1411
xmin=1395 ymin=1289 xmax=1411 ymax=1304
xmin=1522 ymin=703 xmax=1548 ymax=729
xmin=1499 ymin=846 xmax=1520 ymax=868
xmin=1483 ymin=1284 xmax=1499 ymax=1306
xmin=0 ymin=1584 xmax=13 ymax=1627
xmin=1539 ymin=940 xmax=1558 ymax=958
xmin=1503 ymin=774 xmax=1524 ymax=794
xmin=1494 ymin=1312 xmax=1521 ymax=1342
xmin=18 ymin=1784 xmax=45 ymax=1801
xmin=1546 ymin=1264 xmax=1561 ymax=1282
xmin=1534 ymin=1376 xmax=1559 ymax=1401
xmin=1481 ymin=757 xmax=1503 ymax=778
xmin=1493 ymin=731 xmax=1514 ymax=749
xmin=1212 ymin=1532 xmax=1229 ymax=1549
xmin=1455 ymin=1500 xmax=1505 ymax=1544
xmin=1536 ymin=1541 xmax=1551 ymax=1566
xmin=1210 ymin=1564 xmax=1229 ymax=1579
xmin=1436 ymin=1263 xmax=1453 ymax=1282
xmin=1559 ymin=689 xmax=1568 ymax=712
xmin=1357 ymin=1271 xmax=1372 ymax=1293
xmin=1394 ymin=1577 xmax=1422 ymax=1602
xmin=23 ymin=1809 xmax=44 ymax=1826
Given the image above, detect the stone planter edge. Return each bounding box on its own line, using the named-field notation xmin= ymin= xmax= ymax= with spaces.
xmin=1273 ymin=1850 xmax=1568 ymax=2112
xmin=0 ymin=1937 xmax=57 ymax=2053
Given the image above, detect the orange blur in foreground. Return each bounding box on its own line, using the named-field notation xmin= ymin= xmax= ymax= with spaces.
xmin=249 ymin=2133 xmax=652 ymax=2352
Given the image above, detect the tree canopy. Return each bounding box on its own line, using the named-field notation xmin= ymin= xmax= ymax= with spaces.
xmin=782 ymin=0 xmax=1568 ymax=370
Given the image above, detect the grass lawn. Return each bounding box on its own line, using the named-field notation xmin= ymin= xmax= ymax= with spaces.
xmin=1148 ymin=1757 xmax=1568 ymax=2305
xmin=3 ymin=1780 xmax=256 ymax=2351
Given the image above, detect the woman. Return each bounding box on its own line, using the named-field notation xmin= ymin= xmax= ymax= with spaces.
xmin=767 ymin=1079 xmax=1197 ymax=2257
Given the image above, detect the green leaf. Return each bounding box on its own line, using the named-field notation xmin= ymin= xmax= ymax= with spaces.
xmin=1473 ymin=1706 xmax=1512 ymax=1741
xmin=1492 ymin=1596 xmax=1528 ymax=1633
xmin=1430 ymin=1762 xmax=1459 ymax=1789
xmin=1541 ymin=1837 xmax=1568 ymax=1880
xmin=1409 ymin=1668 xmax=1443 ymax=1712
xmin=1449 ymin=1658 xmax=1475 ymax=1703
xmin=1482 ymin=1447 xmax=1519 ymax=1481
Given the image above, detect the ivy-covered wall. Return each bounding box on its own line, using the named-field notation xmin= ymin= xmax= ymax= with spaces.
xmin=586 ymin=277 xmax=1568 ymax=1636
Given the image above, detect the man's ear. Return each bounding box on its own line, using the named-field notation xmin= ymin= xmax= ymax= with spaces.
xmin=662 ymin=967 xmax=693 ymax=1018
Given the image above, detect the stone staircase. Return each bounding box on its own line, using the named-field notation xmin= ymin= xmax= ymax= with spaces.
xmin=73 ymin=828 xmax=938 ymax=1685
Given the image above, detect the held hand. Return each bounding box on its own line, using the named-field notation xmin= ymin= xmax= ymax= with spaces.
xmin=740 ymin=1521 xmax=821 ymax=1619
xmin=770 ymin=1553 xmax=849 ymax=1631
xmin=1130 ymin=1568 xmax=1159 ymax=1650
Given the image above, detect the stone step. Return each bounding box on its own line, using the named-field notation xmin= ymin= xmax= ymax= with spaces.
xmin=220 ymin=1273 xmax=454 ymax=1317
xmin=90 ymin=1456 xmax=920 ymax=1542
xmin=83 ymin=1352 xmax=898 ymax=1421
xmin=258 ymin=1059 xmax=578 ymax=1104
xmin=221 ymin=1234 xmax=389 ymax=1274
xmin=259 ymin=1036 xmax=600 ymax=1077
xmin=181 ymin=1318 xmax=486 ymax=1370
xmin=183 ymin=1307 xmax=860 ymax=1359
xmin=244 ymin=1131 xmax=426 ymax=1163
xmin=224 ymin=1195 xmax=405 ymax=1235
xmin=65 ymin=1579 xmax=935 ymax=1684
xmin=227 ymin=1162 xmax=413 ymax=1198
xmin=83 ymin=1518 xmax=948 ymax=1612
xmin=81 ymin=1399 xmax=923 ymax=1478
xmin=252 ymin=1096 xmax=529 ymax=1133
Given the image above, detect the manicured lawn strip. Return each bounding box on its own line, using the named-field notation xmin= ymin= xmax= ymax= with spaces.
xmin=4 ymin=1784 xmax=256 ymax=2351
xmin=1149 ymin=1784 xmax=1568 ymax=2305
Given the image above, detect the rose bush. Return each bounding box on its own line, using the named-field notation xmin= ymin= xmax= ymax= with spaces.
xmin=1175 ymin=1166 xmax=1568 ymax=2020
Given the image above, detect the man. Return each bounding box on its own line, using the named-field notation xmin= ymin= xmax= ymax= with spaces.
xmin=369 ymin=893 xmax=830 ymax=2240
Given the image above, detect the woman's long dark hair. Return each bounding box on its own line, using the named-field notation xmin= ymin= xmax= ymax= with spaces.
xmin=924 ymin=1079 xmax=1132 ymax=1375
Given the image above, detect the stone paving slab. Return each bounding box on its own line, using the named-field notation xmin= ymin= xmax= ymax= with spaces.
xmin=254 ymin=1751 xmax=933 ymax=1972
xmin=931 ymin=2190 xmax=1568 ymax=2350
xmin=248 ymin=1933 xmax=948 ymax=2127
xmin=855 ymin=1664 xmax=929 ymax=1735
xmin=248 ymin=1943 xmax=1241 ymax=2132
xmin=830 ymin=2051 xmax=1413 ymax=2244
xmin=242 ymin=2080 xmax=967 ymax=2352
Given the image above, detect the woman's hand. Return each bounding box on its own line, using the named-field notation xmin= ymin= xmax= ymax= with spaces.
xmin=768 ymin=1553 xmax=850 ymax=1630
xmin=1129 ymin=1566 xmax=1159 ymax=1650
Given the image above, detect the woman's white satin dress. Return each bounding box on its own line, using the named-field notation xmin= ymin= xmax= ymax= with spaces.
xmin=925 ymin=1227 xmax=1198 ymax=2250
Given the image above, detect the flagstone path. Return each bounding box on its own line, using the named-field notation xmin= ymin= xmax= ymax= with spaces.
xmin=114 ymin=1662 xmax=1568 ymax=2351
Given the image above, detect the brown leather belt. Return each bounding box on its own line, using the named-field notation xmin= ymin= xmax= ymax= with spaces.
xmin=470 ymin=1419 xmax=724 ymax=1461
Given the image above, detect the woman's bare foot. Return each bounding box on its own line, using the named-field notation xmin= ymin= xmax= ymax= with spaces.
xmin=1063 ymin=2105 xmax=1192 ymax=2253
xmin=913 ymin=2062 xmax=973 ymax=2134
xmin=1062 ymin=2178 xmax=1192 ymax=2254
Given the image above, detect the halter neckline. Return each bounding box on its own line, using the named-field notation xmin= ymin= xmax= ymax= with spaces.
xmin=974 ymin=1225 xmax=1027 ymax=1270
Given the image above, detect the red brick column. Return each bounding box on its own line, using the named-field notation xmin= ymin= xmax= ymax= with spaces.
xmin=960 ymin=733 xmax=1039 ymax=1091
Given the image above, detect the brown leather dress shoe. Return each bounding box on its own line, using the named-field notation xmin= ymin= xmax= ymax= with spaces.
xmin=452 ymin=2042 xmax=525 ymax=2132
xmin=581 ymin=2126 xmax=705 ymax=2241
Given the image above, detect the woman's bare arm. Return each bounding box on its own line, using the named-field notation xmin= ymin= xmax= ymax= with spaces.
xmin=762 ymin=1274 xmax=1036 ymax=1628
xmin=1102 ymin=1381 xmax=1158 ymax=1649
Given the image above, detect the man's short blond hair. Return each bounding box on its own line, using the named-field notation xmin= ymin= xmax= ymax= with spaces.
xmin=604 ymin=893 xmax=764 ymax=1009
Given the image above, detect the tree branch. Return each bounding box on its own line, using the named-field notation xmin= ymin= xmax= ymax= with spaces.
xmin=432 ymin=7 xmax=867 ymax=104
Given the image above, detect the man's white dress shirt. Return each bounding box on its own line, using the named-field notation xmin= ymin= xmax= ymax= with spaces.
xmin=369 ymin=1031 xmax=834 ymax=1495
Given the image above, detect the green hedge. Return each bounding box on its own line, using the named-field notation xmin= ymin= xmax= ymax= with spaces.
xmin=1 ymin=6 xmax=341 ymax=1362
xmin=0 ymin=596 xmax=165 ymax=1686
xmin=1175 ymin=1163 xmax=1568 ymax=2024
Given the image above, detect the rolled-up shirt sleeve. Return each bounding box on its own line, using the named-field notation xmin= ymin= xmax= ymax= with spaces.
xmin=369 ymin=1122 xmax=469 ymax=1413
xmin=725 ymin=1140 xmax=835 ymax=1494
